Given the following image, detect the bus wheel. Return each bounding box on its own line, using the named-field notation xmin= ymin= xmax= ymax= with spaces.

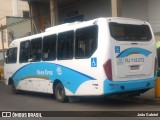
xmin=11 ymin=81 xmax=20 ymax=94
xmin=54 ymin=83 xmax=68 ymax=103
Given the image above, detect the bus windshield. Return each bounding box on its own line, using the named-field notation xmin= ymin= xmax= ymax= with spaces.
xmin=109 ymin=22 xmax=152 ymax=41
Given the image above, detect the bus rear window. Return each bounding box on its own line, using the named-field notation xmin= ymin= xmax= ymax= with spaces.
xmin=109 ymin=22 xmax=152 ymax=41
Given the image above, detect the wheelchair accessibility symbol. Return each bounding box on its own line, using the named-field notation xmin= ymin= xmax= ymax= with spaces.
xmin=91 ymin=58 xmax=97 ymax=67
xmin=115 ymin=46 xmax=120 ymax=53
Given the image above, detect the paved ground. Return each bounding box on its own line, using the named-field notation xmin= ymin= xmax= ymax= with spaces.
xmin=0 ymin=79 xmax=160 ymax=120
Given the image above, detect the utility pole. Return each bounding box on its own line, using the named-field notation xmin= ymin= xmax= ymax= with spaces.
xmin=0 ymin=25 xmax=6 ymax=63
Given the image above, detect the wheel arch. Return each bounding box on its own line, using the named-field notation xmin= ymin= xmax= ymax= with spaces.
xmin=53 ymin=79 xmax=63 ymax=93
xmin=8 ymin=77 xmax=14 ymax=85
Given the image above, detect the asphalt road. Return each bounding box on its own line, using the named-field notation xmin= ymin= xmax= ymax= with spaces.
xmin=0 ymin=81 xmax=160 ymax=120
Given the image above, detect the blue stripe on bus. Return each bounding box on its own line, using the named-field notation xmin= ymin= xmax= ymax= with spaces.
xmin=103 ymin=77 xmax=156 ymax=95
xmin=117 ymin=47 xmax=152 ymax=58
xmin=12 ymin=62 xmax=96 ymax=94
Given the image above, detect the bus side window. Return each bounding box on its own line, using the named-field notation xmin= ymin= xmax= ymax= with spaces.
xmin=31 ymin=37 xmax=42 ymax=62
xmin=57 ymin=31 xmax=74 ymax=60
xmin=6 ymin=47 xmax=17 ymax=64
xmin=75 ymin=25 xmax=98 ymax=59
xmin=42 ymin=34 xmax=56 ymax=61
xmin=20 ymin=41 xmax=30 ymax=63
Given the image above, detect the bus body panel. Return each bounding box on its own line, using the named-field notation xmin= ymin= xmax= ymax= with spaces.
xmin=107 ymin=18 xmax=156 ymax=80
xmin=113 ymin=43 xmax=155 ymax=81
xmin=103 ymin=77 xmax=156 ymax=95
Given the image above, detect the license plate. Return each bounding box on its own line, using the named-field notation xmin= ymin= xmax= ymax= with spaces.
xmin=130 ymin=65 xmax=140 ymax=70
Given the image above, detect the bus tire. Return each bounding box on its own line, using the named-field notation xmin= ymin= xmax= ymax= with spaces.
xmin=54 ymin=82 xmax=68 ymax=103
xmin=11 ymin=80 xmax=20 ymax=94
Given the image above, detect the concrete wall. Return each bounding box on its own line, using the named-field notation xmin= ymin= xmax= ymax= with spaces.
xmin=121 ymin=0 xmax=160 ymax=34
xmin=6 ymin=17 xmax=31 ymax=43
xmin=0 ymin=0 xmax=13 ymax=19
xmin=59 ymin=0 xmax=111 ymax=24
xmin=0 ymin=17 xmax=31 ymax=50
xmin=0 ymin=0 xmax=29 ymax=19
xmin=0 ymin=18 xmax=8 ymax=50
xmin=148 ymin=0 xmax=160 ymax=33
xmin=122 ymin=0 xmax=148 ymax=21
xmin=16 ymin=0 xmax=29 ymax=17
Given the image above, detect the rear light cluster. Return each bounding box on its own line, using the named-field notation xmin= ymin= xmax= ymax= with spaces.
xmin=103 ymin=59 xmax=112 ymax=80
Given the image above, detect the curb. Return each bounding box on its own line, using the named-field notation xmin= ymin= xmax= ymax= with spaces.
xmin=139 ymin=88 xmax=160 ymax=104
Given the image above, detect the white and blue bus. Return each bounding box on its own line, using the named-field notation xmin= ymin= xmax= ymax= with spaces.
xmin=4 ymin=17 xmax=157 ymax=102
